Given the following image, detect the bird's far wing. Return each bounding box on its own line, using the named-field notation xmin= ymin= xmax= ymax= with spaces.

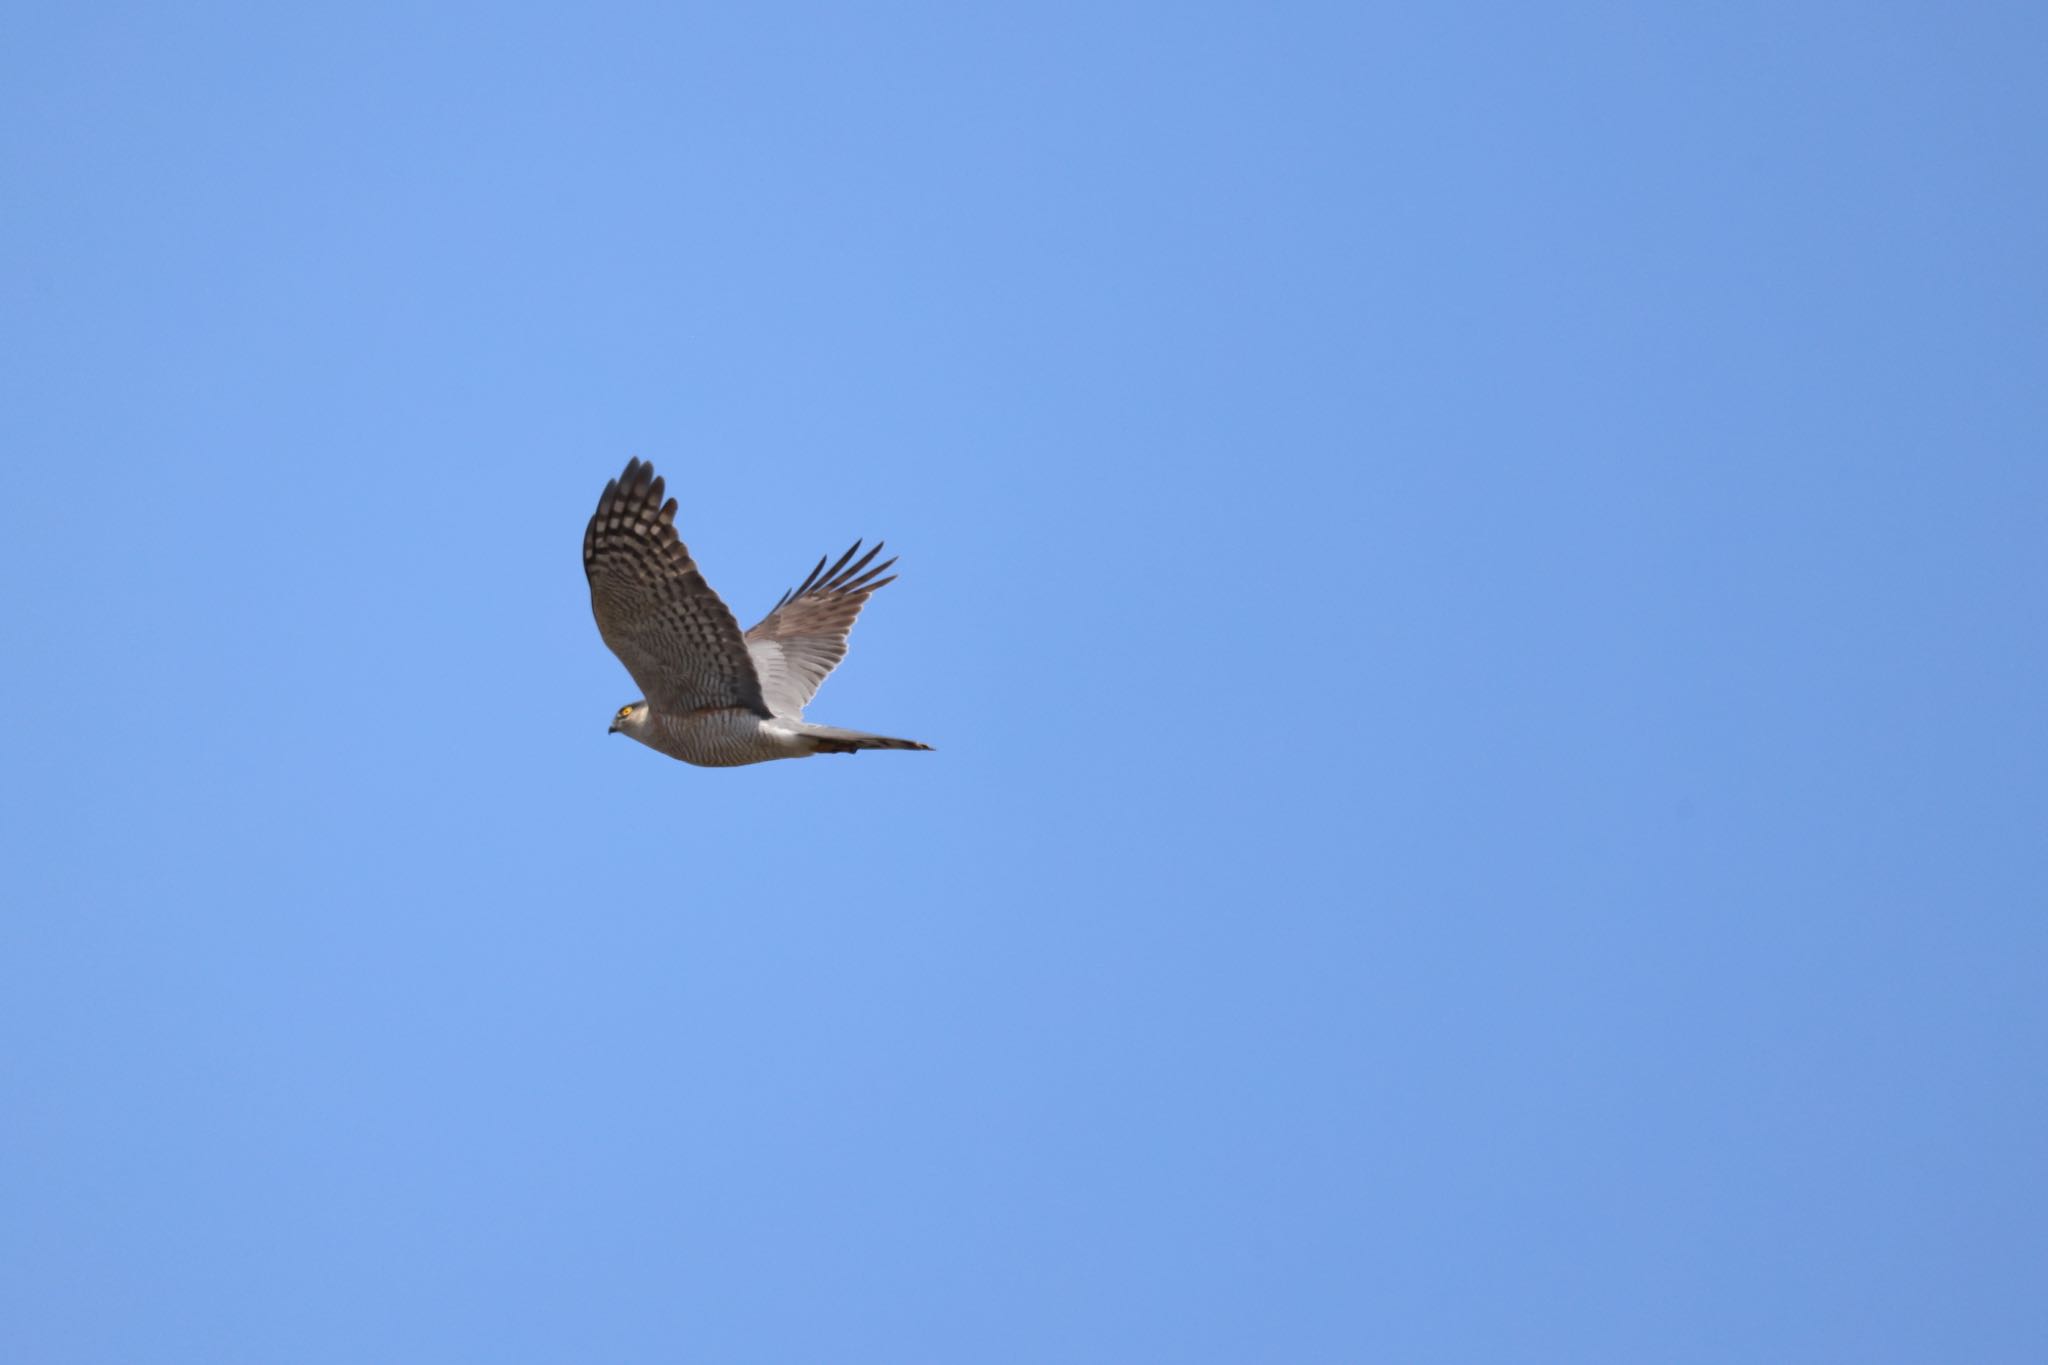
xmin=743 ymin=540 xmax=898 ymax=718
xmin=584 ymin=458 xmax=769 ymax=717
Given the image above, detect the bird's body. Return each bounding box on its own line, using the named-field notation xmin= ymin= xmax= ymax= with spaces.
xmin=614 ymin=703 xmax=808 ymax=768
xmin=584 ymin=457 xmax=932 ymax=767
xmin=612 ymin=703 xmax=933 ymax=767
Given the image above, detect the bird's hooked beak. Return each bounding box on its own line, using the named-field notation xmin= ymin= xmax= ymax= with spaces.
xmin=607 ymin=721 xmax=619 ymax=734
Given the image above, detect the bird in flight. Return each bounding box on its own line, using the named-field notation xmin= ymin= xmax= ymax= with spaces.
xmin=584 ymin=457 xmax=934 ymax=767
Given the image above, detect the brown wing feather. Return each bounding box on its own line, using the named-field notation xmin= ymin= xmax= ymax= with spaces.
xmin=584 ymin=458 xmax=769 ymax=717
xmin=744 ymin=540 xmax=898 ymax=717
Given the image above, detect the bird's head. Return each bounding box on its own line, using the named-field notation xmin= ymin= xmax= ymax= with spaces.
xmin=609 ymin=701 xmax=650 ymax=736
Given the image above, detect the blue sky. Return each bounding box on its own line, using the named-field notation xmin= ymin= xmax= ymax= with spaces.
xmin=3 ymin=2 xmax=2044 ymax=1360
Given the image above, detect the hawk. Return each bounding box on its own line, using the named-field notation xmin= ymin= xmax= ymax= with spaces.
xmin=584 ymin=457 xmax=934 ymax=767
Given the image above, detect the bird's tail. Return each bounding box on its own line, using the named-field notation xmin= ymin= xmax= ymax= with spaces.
xmin=798 ymin=723 xmax=935 ymax=755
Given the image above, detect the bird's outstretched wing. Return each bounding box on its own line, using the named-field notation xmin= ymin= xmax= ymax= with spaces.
xmin=584 ymin=458 xmax=769 ymax=717
xmin=744 ymin=541 xmax=897 ymax=718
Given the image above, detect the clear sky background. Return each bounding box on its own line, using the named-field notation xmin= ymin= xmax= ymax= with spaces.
xmin=3 ymin=3 xmax=2044 ymax=1361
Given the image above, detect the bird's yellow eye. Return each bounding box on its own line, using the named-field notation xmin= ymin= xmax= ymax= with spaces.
xmin=616 ymin=706 xmax=634 ymax=721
